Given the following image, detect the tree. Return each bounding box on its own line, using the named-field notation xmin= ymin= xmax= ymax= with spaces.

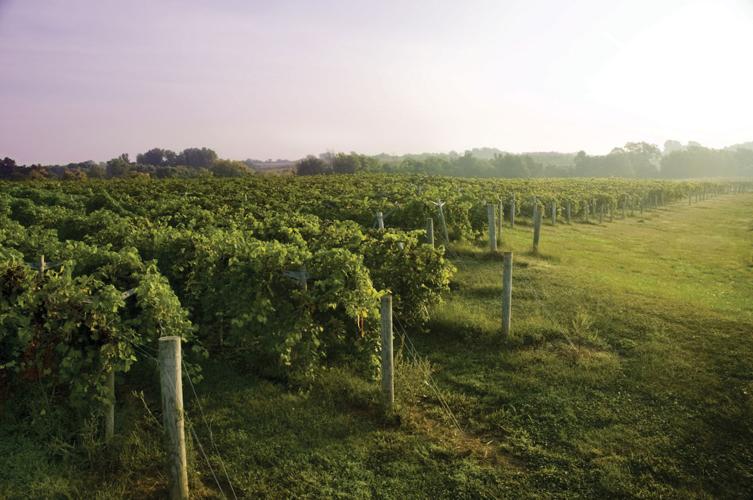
xmin=0 ymin=157 xmax=17 ymax=179
xmin=106 ymin=155 xmax=132 ymax=178
xmin=88 ymin=164 xmax=106 ymax=178
xmin=332 ymin=153 xmax=363 ymax=174
xmin=296 ymin=155 xmax=329 ymax=175
xmin=659 ymin=146 xmax=746 ymax=178
xmin=210 ymin=159 xmax=251 ymax=177
xmin=573 ymin=149 xmax=633 ymax=177
xmin=137 ymin=148 xmax=177 ymax=166
xmin=454 ymin=151 xmax=488 ymax=176
xmin=176 ymin=147 xmax=218 ymax=168
xmin=492 ymin=153 xmax=531 ymax=178
xmin=624 ymin=142 xmax=660 ymax=177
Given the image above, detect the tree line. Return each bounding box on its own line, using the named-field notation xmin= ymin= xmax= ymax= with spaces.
xmin=0 ymin=147 xmax=254 ymax=180
xmin=3 ymin=140 xmax=753 ymax=181
xmin=294 ymin=142 xmax=752 ymax=178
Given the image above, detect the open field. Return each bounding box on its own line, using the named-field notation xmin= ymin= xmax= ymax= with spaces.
xmin=1 ymin=180 xmax=753 ymax=498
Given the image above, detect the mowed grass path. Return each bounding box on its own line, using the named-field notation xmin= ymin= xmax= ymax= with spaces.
xmin=425 ymin=192 xmax=753 ymax=498
xmin=5 ymin=193 xmax=753 ymax=499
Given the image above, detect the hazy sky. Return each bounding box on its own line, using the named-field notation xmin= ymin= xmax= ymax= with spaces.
xmin=2 ymin=0 xmax=753 ymax=164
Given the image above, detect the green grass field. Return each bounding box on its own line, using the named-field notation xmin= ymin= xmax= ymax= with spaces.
xmin=3 ymin=193 xmax=753 ymax=499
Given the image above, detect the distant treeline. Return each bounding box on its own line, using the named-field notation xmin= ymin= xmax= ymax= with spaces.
xmin=296 ymin=142 xmax=753 ymax=178
xmin=0 ymin=147 xmax=256 ymax=180
xmin=3 ymin=141 xmax=753 ymax=181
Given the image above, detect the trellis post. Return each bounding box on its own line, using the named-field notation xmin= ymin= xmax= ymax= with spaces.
xmin=533 ymin=206 xmax=542 ymax=252
xmin=497 ymin=199 xmax=504 ymax=244
xmin=502 ymin=252 xmax=513 ymax=337
xmin=436 ymin=202 xmax=450 ymax=246
xmin=551 ymin=202 xmax=557 ymax=226
xmin=510 ymin=196 xmax=516 ymax=228
xmin=487 ymin=203 xmax=497 ymax=252
xmin=380 ymin=295 xmax=394 ymax=408
xmin=159 ymin=336 xmax=189 ymax=500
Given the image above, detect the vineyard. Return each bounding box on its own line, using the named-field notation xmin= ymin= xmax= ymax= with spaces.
xmin=2 ymin=174 xmax=753 ymax=498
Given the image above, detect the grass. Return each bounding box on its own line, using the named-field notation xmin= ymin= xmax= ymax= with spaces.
xmin=3 ymin=193 xmax=753 ymax=498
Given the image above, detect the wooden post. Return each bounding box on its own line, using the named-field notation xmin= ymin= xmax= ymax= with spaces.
xmin=380 ymin=295 xmax=394 ymax=408
xmin=377 ymin=211 xmax=385 ymax=230
xmin=532 ymin=207 xmax=542 ymax=253
xmin=510 ymin=197 xmax=516 ymax=228
xmin=566 ymin=201 xmax=571 ymax=224
xmin=502 ymin=252 xmax=512 ymax=337
xmin=487 ymin=203 xmax=497 ymax=252
xmin=437 ymin=203 xmax=450 ymax=246
xmin=426 ymin=217 xmax=434 ymax=247
xmin=497 ymin=199 xmax=504 ymax=244
xmin=159 ymin=336 xmax=189 ymax=500
xmin=551 ymin=202 xmax=556 ymax=226
xmin=38 ymin=255 xmax=45 ymax=279
xmin=105 ymin=370 xmax=115 ymax=442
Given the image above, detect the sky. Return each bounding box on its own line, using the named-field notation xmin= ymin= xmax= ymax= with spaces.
xmin=1 ymin=0 xmax=753 ymax=165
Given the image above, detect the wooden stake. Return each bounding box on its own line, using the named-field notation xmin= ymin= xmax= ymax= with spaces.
xmin=380 ymin=296 xmax=394 ymax=408
xmin=159 ymin=336 xmax=189 ymax=500
xmin=497 ymin=199 xmax=504 ymax=244
xmin=510 ymin=197 xmax=516 ymax=228
xmin=551 ymin=202 xmax=556 ymax=226
xmin=487 ymin=203 xmax=497 ymax=252
xmin=502 ymin=252 xmax=512 ymax=337
xmin=533 ymin=207 xmax=542 ymax=253
xmin=437 ymin=203 xmax=450 ymax=246
xmin=377 ymin=211 xmax=385 ymax=230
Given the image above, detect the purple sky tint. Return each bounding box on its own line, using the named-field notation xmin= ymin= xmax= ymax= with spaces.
xmin=2 ymin=0 xmax=753 ymax=165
